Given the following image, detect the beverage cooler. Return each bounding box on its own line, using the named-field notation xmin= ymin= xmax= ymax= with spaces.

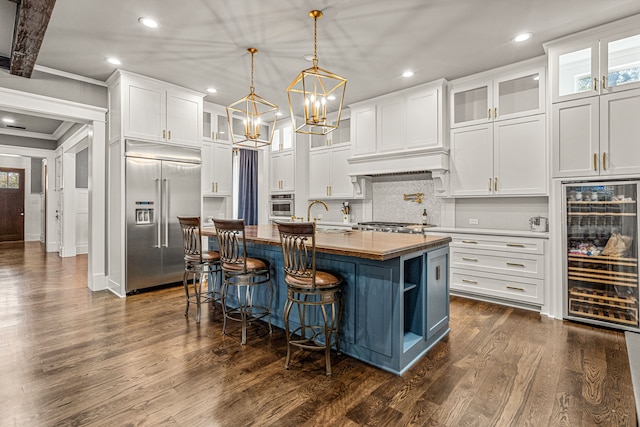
xmin=563 ymin=181 xmax=639 ymax=331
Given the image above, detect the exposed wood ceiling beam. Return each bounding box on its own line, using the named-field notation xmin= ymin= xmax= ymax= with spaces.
xmin=10 ymin=0 xmax=57 ymax=78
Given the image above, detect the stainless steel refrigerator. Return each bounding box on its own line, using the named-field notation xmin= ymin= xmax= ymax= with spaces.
xmin=125 ymin=140 xmax=201 ymax=293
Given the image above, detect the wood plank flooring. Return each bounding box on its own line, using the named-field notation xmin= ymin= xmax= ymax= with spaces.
xmin=0 ymin=241 xmax=636 ymax=426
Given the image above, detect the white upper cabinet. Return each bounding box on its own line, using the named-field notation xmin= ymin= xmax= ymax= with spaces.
xmin=450 ymin=67 xmax=545 ymax=128
xmin=449 ymin=58 xmax=547 ymax=197
xmin=548 ymin=16 xmax=640 ymax=178
xmin=201 ymin=141 xmax=232 ymax=196
xmin=350 ymin=80 xmax=445 ymax=158
xmin=554 ymin=88 xmax=640 ymax=178
xmin=117 ymin=72 xmax=202 ymax=147
xmin=548 ymin=24 xmax=640 ymax=103
xmin=202 ymin=102 xmax=230 ymax=143
xmin=271 ymin=124 xmax=293 ymax=153
xmin=309 ymin=110 xmax=351 ymax=150
xmin=308 ymin=144 xmax=353 ymax=199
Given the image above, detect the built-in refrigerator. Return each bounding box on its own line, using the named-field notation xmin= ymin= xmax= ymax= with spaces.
xmin=125 ymin=140 xmax=201 ymax=293
xmin=563 ymin=180 xmax=639 ymax=330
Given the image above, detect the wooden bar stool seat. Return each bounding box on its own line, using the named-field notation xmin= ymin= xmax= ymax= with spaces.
xmin=277 ymin=221 xmax=343 ymax=376
xmin=178 ymin=216 xmax=222 ymax=323
xmin=213 ymin=219 xmax=273 ymax=345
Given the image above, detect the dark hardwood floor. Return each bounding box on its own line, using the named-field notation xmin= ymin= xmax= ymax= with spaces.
xmin=0 ymin=241 xmax=636 ymax=426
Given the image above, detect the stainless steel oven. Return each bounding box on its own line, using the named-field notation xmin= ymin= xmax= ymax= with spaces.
xmin=270 ymin=194 xmax=294 ymax=217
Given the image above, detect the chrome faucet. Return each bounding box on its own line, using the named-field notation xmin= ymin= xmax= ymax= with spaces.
xmin=307 ymin=200 xmax=329 ymax=221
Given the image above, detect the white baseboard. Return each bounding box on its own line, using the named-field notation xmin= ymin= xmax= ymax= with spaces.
xmin=88 ymin=273 xmax=108 ymax=291
xmin=107 ymin=278 xmax=125 ymax=298
xmin=25 ymin=233 xmax=41 ymax=241
xmin=76 ymin=243 xmax=88 ymax=254
xmin=46 ymin=242 xmax=58 ymax=252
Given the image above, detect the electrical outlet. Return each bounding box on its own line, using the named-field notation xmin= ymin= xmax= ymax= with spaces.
xmin=469 ymin=218 xmax=479 ymax=225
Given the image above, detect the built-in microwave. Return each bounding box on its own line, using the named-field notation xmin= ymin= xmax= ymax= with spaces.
xmin=270 ymin=194 xmax=294 ymax=217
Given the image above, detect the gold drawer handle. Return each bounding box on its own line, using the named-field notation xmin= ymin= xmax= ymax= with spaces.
xmin=462 ymin=279 xmax=478 ymax=284
xmin=506 ymin=262 xmax=525 ymax=267
xmin=593 ymin=153 xmax=597 ymax=171
xmin=507 ymin=286 xmax=525 ymax=292
xmin=462 ymin=240 xmax=478 ymax=244
xmin=602 ymin=152 xmax=607 ymax=170
xmin=506 ymin=243 xmax=525 ymax=248
xmin=462 ymin=257 xmax=478 ymax=262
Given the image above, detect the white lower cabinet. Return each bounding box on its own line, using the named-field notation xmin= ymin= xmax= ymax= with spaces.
xmin=449 ymin=234 xmax=546 ymax=307
xmin=309 ymin=145 xmax=352 ymax=198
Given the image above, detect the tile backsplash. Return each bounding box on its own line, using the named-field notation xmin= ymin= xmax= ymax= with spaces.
xmin=372 ymin=172 xmax=441 ymax=225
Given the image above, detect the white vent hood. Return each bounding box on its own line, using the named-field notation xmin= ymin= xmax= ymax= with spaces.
xmin=345 ymin=78 xmax=449 ymax=194
xmin=347 ymin=147 xmax=449 ymax=193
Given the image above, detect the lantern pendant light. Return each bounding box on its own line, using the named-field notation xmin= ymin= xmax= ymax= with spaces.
xmin=286 ymin=10 xmax=347 ymax=136
xmin=227 ymin=48 xmax=279 ymax=148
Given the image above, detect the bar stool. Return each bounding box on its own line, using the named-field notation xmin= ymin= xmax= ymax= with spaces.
xmin=213 ymin=219 xmax=273 ymax=345
xmin=277 ymin=221 xmax=343 ymax=376
xmin=177 ymin=216 xmax=222 ymax=323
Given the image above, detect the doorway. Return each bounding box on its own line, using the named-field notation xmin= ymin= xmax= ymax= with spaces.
xmin=0 ymin=167 xmax=25 ymax=242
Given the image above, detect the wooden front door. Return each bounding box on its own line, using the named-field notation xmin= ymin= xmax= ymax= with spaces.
xmin=0 ymin=168 xmax=25 ymax=242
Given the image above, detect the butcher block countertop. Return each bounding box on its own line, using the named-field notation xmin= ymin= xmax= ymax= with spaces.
xmin=201 ymin=224 xmax=451 ymax=261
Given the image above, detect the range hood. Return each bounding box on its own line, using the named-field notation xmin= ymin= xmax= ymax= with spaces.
xmin=347 ymin=146 xmax=449 ymax=193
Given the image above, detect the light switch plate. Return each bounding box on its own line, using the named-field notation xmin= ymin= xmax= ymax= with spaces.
xmin=469 ymin=218 xmax=479 ymax=225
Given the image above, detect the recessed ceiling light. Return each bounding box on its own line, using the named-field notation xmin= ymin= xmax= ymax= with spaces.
xmin=303 ymin=54 xmax=314 ymax=62
xmin=138 ymin=17 xmax=158 ymax=28
xmin=327 ymin=95 xmax=336 ymax=101
xmin=533 ymin=75 xmax=540 ymax=81
xmin=513 ymin=32 xmax=532 ymax=42
xmin=207 ymin=87 xmax=217 ymax=94
xmin=276 ymin=112 xmax=283 ymax=116
xmin=402 ymin=70 xmax=414 ymax=78
xmin=106 ymin=57 xmax=122 ymax=65
xmin=2 ymin=118 xmax=15 ymax=124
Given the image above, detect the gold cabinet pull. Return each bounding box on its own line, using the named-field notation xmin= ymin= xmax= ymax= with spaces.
xmin=593 ymin=153 xmax=598 ymax=171
xmin=494 ymin=107 xmax=497 ymax=118
xmin=462 ymin=279 xmax=478 ymax=284
xmin=329 ymin=186 xmax=332 ymax=196
xmin=163 ymin=130 xmax=166 ymax=139
xmin=488 ymin=178 xmax=492 ymax=191
xmin=462 ymin=257 xmax=478 ymax=262
xmin=211 ymin=182 xmax=215 ymax=192
xmin=494 ymin=177 xmax=498 ymax=191
xmin=602 ymin=152 xmax=607 ymax=170
xmin=168 ymin=130 xmax=172 ymax=140
xmin=462 ymin=240 xmax=478 ymax=244
xmin=212 ymin=131 xmax=216 ymax=140
xmin=506 ymin=286 xmax=525 ymax=292
xmin=216 ymin=182 xmax=218 ymax=192
xmin=602 ymin=75 xmax=606 ymax=90
xmin=506 ymin=262 xmax=525 ymax=267
xmin=488 ymin=108 xmax=491 ymax=119
xmin=593 ymin=77 xmax=598 ymax=91
xmin=506 ymin=243 xmax=525 ymax=248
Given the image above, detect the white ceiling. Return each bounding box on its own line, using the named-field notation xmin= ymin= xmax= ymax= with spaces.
xmin=6 ymin=0 xmax=640 ymax=114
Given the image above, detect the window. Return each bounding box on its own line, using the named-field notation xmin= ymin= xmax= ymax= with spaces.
xmin=575 ymin=62 xmax=640 ymax=91
xmin=0 ymin=171 xmax=20 ymax=189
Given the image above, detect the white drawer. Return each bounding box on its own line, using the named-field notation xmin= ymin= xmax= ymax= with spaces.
xmin=449 ymin=234 xmax=544 ymax=255
xmin=450 ymin=247 xmax=544 ymax=279
xmin=450 ymin=269 xmax=544 ymax=305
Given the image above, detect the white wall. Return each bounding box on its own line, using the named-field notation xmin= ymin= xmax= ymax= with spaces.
xmin=0 ymin=155 xmax=42 ymax=241
xmin=75 ymin=189 xmax=88 ymax=254
xmin=454 ymin=196 xmax=549 ymax=231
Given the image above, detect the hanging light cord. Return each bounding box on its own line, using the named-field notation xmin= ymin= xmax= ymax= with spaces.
xmin=249 ymin=50 xmax=255 ymax=93
xmin=313 ymin=14 xmax=318 ymax=68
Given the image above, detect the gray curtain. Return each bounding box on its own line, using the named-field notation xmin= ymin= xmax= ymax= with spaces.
xmin=238 ymin=149 xmax=258 ymax=225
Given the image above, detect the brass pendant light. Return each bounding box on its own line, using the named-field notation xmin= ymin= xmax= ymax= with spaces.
xmin=227 ymin=48 xmax=279 ymax=148
xmin=286 ymin=10 xmax=347 ymax=136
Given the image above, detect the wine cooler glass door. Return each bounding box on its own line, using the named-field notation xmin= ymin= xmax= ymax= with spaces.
xmin=565 ymin=181 xmax=639 ymax=330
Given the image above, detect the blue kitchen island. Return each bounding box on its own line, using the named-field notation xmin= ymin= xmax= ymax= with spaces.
xmin=204 ymin=225 xmax=451 ymax=375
